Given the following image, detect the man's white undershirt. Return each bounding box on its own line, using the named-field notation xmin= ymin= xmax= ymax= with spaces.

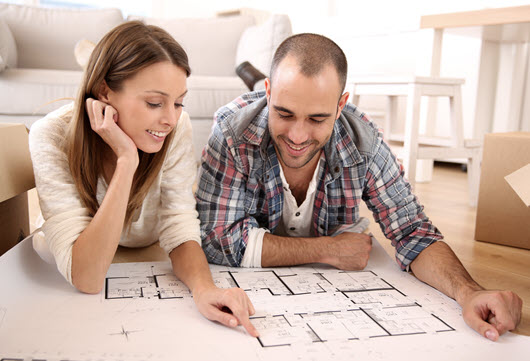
xmin=240 ymin=158 xmax=323 ymax=267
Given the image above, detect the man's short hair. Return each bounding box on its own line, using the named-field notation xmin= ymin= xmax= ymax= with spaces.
xmin=270 ymin=33 xmax=348 ymax=95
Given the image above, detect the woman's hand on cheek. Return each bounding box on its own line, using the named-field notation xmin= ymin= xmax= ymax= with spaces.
xmin=86 ymin=98 xmax=138 ymax=167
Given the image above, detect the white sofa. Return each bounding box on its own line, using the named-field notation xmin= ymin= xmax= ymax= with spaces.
xmin=0 ymin=3 xmax=292 ymax=159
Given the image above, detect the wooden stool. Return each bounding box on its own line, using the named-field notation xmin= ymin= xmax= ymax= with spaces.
xmin=350 ymin=76 xmax=481 ymax=206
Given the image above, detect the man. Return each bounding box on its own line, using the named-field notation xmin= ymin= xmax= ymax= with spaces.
xmin=196 ymin=33 xmax=522 ymax=341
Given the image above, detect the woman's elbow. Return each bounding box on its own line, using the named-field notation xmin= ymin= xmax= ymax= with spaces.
xmin=76 ymin=284 xmax=103 ymax=294
xmin=72 ymin=275 xmax=105 ymax=294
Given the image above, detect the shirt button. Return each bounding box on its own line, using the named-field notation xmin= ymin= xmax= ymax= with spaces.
xmin=290 ymin=227 xmax=296 ymax=231
xmin=334 ymin=166 xmax=340 ymax=173
xmin=295 ymin=212 xmax=300 ymax=217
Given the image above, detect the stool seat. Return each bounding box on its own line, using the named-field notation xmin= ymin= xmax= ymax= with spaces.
xmin=351 ymin=76 xmax=465 ymax=84
xmin=351 ymin=76 xmax=465 ymax=97
xmin=349 ymin=75 xmax=481 ymax=206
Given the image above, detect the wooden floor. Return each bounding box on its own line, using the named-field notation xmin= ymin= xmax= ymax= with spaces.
xmin=28 ymin=162 xmax=530 ymax=336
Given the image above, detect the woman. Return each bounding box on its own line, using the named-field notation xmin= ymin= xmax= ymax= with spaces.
xmin=29 ymin=21 xmax=258 ymax=337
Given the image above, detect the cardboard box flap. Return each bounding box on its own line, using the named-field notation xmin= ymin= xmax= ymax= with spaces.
xmin=505 ymin=163 xmax=530 ymax=207
xmin=0 ymin=124 xmax=35 ymax=203
xmin=475 ymin=132 xmax=530 ymax=249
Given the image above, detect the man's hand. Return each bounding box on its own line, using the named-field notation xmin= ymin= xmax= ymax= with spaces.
xmin=192 ymin=285 xmax=260 ymax=338
xmin=322 ymin=232 xmax=372 ymax=270
xmin=461 ymin=289 xmax=522 ymax=341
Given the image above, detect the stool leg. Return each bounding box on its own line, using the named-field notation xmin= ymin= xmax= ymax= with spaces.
xmin=385 ymin=96 xmax=397 ymax=139
xmin=450 ymin=84 xmax=479 ymax=205
xmin=450 ymin=85 xmax=465 ymax=148
xmin=403 ymin=84 xmax=422 ymax=188
xmin=415 ymin=160 xmax=434 ymax=183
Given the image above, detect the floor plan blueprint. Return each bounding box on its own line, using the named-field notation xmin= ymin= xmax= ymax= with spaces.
xmin=104 ymin=264 xmax=455 ymax=348
xmin=1 ymin=237 xmax=528 ymax=361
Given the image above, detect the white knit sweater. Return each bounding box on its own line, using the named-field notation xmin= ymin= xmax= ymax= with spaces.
xmin=29 ymin=103 xmax=201 ymax=284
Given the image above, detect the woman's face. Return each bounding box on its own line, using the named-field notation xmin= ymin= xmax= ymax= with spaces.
xmin=102 ymin=61 xmax=188 ymax=154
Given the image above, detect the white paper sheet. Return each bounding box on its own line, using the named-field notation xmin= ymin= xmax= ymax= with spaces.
xmin=0 ymin=236 xmax=528 ymax=360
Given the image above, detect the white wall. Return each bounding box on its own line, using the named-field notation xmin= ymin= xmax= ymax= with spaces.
xmin=152 ymin=0 xmax=529 ymax=138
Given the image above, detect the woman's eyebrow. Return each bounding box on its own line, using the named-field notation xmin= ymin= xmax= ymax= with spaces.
xmin=144 ymin=89 xmax=188 ymax=98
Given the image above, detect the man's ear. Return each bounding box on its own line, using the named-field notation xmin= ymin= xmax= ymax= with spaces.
xmin=336 ymin=92 xmax=350 ymax=119
xmin=264 ymin=78 xmax=271 ymax=104
xmin=97 ymin=81 xmax=111 ymax=102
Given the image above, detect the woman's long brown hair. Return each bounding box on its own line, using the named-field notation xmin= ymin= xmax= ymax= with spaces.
xmin=66 ymin=21 xmax=191 ymax=227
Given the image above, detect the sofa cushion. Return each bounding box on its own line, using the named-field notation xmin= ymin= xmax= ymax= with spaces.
xmin=74 ymin=39 xmax=96 ymax=70
xmin=0 ymin=17 xmax=17 ymax=71
xmin=131 ymin=15 xmax=255 ymax=77
xmin=0 ymin=4 xmax=123 ymax=71
xmin=236 ymin=14 xmax=292 ymax=76
xmin=0 ymin=68 xmax=247 ymax=120
xmin=0 ymin=68 xmax=82 ymax=115
xmin=185 ymin=75 xmax=248 ymax=118
xmin=186 ymin=76 xmax=248 ymax=161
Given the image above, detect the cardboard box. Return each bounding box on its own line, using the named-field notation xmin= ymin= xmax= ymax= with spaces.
xmin=0 ymin=123 xmax=35 ymax=256
xmin=475 ymin=132 xmax=530 ymax=249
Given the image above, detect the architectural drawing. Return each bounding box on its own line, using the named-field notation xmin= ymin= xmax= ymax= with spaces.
xmin=104 ymin=264 xmax=455 ymax=348
xmin=2 ymin=238 xmax=529 ymax=361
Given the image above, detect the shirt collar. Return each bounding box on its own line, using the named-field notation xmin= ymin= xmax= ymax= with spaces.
xmin=278 ymin=155 xmax=324 ymax=196
xmin=232 ymin=94 xmax=365 ymax=176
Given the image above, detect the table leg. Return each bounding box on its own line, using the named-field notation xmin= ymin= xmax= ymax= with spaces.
xmin=473 ymin=39 xmax=500 ymax=140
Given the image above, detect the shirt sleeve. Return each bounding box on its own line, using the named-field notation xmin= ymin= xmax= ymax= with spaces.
xmin=240 ymin=228 xmax=269 ymax=268
xmin=157 ymin=111 xmax=201 ymax=254
xmin=195 ymin=121 xmax=262 ymax=266
xmin=28 ymin=107 xmax=92 ymax=285
xmin=362 ymin=134 xmax=443 ymax=270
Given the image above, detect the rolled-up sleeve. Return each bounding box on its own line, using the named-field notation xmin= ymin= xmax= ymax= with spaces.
xmin=157 ymin=111 xmax=201 ymax=254
xmin=362 ymin=135 xmax=443 ymax=270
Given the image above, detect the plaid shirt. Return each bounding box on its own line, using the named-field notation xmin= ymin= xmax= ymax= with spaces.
xmin=196 ymin=91 xmax=443 ymax=269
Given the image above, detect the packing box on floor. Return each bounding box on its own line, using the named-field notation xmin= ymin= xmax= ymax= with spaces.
xmin=474 ymin=132 xmax=530 ymax=249
xmin=0 ymin=123 xmax=35 ymax=256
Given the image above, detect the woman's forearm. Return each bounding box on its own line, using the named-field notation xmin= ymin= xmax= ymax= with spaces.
xmin=71 ymin=158 xmax=136 ymax=293
xmin=169 ymin=241 xmax=215 ymax=294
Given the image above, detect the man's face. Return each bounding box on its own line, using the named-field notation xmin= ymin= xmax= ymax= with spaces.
xmin=266 ymin=56 xmax=349 ymax=171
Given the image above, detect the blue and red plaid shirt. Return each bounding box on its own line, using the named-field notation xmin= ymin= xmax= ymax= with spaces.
xmin=196 ymin=91 xmax=443 ymax=270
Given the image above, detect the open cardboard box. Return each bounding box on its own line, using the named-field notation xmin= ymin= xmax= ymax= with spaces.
xmin=0 ymin=123 xmax=35 ymax=256
xmin=474 ymin=132 xmax=530 ymax=249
